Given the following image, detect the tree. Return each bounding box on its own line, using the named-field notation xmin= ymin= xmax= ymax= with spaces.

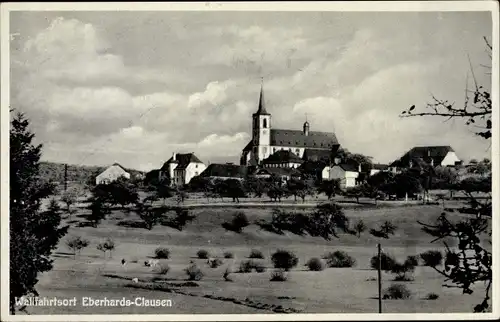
xmin=354 ymin=220 xmax=367 ymax=238
xmin=66 ymin=236 xmax=89 ymax=259
xmin=10 ymin=112 xmax=69 ymax=314
xmin=61 ymin=189 xmax=78 ymax=217
xmin=87 ymin=198 xmax=110 ymax=227
xmin=317 ymin=179 xmax=341 ymax=200
xmin=244 ymin=176 xmax=266 ymax=198
xmin=400 ymin=37 xmax=492 ymax=312
xmin=222 ymin=179 xmax=247 ymax=202
xmin=97 ymin=238 xmax=115 ymax=258
xmin=136 ymin=203 xmax=165 ymax=230
xmin=287 ymin=178 xmax=314 ymax=202
xmin=176 ymin=188 xmax=188 ymax=204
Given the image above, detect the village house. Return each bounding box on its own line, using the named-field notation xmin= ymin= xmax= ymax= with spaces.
xmin=329 ymin=163 xmax=361 ymax=190
xmin=253 ymin=167 xmax=301 ymax=184
xmin=95 ymin=163 xmax=130 ymax=185
xmin=390 ymin=146 xmax=461 ymax=173
xmin=240 ymin=82 xmax=340 ymax=166
xmin=262 ymin=150 xmax=304 ymax=169
xmin=160 ymin=153 xmax=206 ymax=186
xmin=370 ymin=163 xmax=389 ymax=176
xmin=199 ymin=163 xmax=248 ymax=182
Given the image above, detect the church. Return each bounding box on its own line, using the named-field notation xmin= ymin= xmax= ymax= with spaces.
xmin=240 ymin=84 xmax=341 ymax=167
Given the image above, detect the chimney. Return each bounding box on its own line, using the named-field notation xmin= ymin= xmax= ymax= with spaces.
xmin=358 ymin=163 xmax=362 ymax=173
xmin=172 ymin=152 xmax=177 ymax=161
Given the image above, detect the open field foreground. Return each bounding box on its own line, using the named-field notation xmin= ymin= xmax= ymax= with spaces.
xmin=28 ymin=204 xmax=489 ymax=314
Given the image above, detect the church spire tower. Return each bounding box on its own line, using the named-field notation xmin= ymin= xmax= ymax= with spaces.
xmin=251 ymin=78 xmax=271 ymax=165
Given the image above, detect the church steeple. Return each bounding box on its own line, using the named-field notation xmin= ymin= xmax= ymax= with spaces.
xmin=254 ymin=78 xmax=270 ymax=116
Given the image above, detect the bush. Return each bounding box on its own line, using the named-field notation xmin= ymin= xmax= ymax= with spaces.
xmin=222 ymin=211 xmax=250 ymax=233
xmin=405 ymin=255 xmax=419 ymax=268
xmin=185 ymin=263 xmax=204 ymax=281
xmin=197 ymin=249 xmax=210 ymax=259
xmin=239 ymin=260 xmax=254 ymax=273
xmin=248 ymin=249 xmax=265 ymax=259
xmin=425 ymin=292 xmax=439 ymax=300
xmin=271 ymin=250 xmax=298 ymax=271
xmin=419 ymin=250 xmax=443 ymax=267
xmin=223 ymin=251 xmax=234 ymax=259
xmin=306 ymin=257 xmax=324 ymax=271
xmin=270 ymin=269 xmax=288 ymax=282
xmin=154 ymin=263 xmax=170 ymax=275
xmin=209 ymin=258 xmax=223 ymax=268
xmin=324 ymin=251 xmax=356 ymax=268
xmin=383 ymin=284 xmax=412 ymax=299
xmin=154 ymin=247 xmax=170 ymax=259
xmin=370 ymin=253 xmax=397 ymax=271
xmin=238 ymin=260 xmax=266 ymax=273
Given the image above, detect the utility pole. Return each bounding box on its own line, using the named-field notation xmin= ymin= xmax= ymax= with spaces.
xmin=378 ymin=243 xmax=382 ymax=313
xmin=64 ymin=164 xmax=68 ymax=192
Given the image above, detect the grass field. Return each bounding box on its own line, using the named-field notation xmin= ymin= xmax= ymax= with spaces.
xmin=26 ymin=201 xmax=490 ymax=314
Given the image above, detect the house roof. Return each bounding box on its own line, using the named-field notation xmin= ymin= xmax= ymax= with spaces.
xmin=200 ymin=163 xmax=248 ymax=178
xmin=302 ymin=148 xmax=337 ymax=162
xmin=390 ymin=146 xmax=455 ymax=167
xmin=110 ymin=163 xmax=129 ymax=173
xmin=270 ymin=129 xmax=339 ymax=149
xmin=242 ymin=140 xmax=253 ymax=151
xmin=334 ymin=163 xmax=359 ymax=172
xmin=372 ymin=163 xmax=389 ymax=170
xmin=255 ymin=167 xmax=300 ymax=177
xmin=161 ymin=153 xmax=204 ymax=171
xmin=298 ymin=160 xmax=328 ymax=174
xmin=263 ymin=150 xmax=303 ymax=164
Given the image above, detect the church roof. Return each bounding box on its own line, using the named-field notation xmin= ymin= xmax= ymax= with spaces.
xmin=263 ymin=150 xmax=303 ymax=164
xmin=253 ymin=84 xmax=270 ymax=116
xmin=270 ymin=129 xmax=339 ymax=149
xmin=161 ymin=153 xmax=204 ymax=171
xmin=200 ymin=163 xmax=248 ymax=178
xmin=302 ymin=148 xmax=338 ymax=162
xmin=390 ymin=145 xmax=455 ymax=167
xmin=243 ymin=140 xmax=252 ymax=151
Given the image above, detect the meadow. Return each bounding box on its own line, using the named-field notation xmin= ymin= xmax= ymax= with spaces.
xmin=28 ymin=199 xmax=489 ymax=314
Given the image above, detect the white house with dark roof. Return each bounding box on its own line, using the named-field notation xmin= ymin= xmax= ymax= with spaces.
xmin=96 ymin=163 xmax=130 ymax=185
xmin=160 ymin=153 xmax=206 ymax=186
xmin=240 ymin=82 xmax=340 ymax=166
xmin=329 ymin=163 xmax=361 ymax=190
xmin=390 ymin=146 xmax=461 ymax=172
xmin=262 ymin=150 xmax=304 ymax=169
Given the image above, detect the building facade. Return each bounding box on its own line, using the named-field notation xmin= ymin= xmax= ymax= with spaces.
xmin=160 ymin=153 xmax=206 ymax=186
xmin=95 ymin=163 xmax=130 ymax=185
xmin=240 ymin=83 xmax=340 ymax=166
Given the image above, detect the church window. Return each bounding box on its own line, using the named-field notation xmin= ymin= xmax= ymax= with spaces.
xmin=263 ymin=118 xmax=268 ymax=128
xmin=273 ymin=148 xmax=276 ymax=153
xmin=263 ymin=147 xmax=267 ymax=154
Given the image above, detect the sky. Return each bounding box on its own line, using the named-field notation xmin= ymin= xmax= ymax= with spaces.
xmin=9 ymin=10 xmax=493 ymax=172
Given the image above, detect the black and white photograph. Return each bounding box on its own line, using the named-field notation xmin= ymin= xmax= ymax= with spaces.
xmin=1 ymin=1 xmax=498 ymax=320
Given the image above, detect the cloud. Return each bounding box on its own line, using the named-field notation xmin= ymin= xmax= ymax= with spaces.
xmin=10 ymin=12 xmax=492 ymax=170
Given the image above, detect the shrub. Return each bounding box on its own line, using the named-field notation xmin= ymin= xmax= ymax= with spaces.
xmin=238 ymin=260 xmax=265 ymax=273
xmin=383 ymin=284 xmax=412 ymax=299
xmin=248 ymin=249 xmax=265 ymax=259
xmin=405 ymin=255 xmax=419 ymax=268
xmin=222 ymin=211 xmax=250 ymax=233
xmin=270 ymin=269 xmax=288 ymax=282
xmin=223 ymin=267 xmax=232 ymax=282
xmin=271 ymin=250 xmax=298 ymax=271
xmin=425 ymin=292 xmax=439 ymax=300
xmin=419 ymin=250 xmax=443 ymax=267
xmin=154 ymin=247 xmax=170 ymax=259
xmin=223 ymin=251 xmax=234 ymax=259
xmin=306 ymin=257 xmax=324 ymax=271
xmin=185 ymin=263 xmax=204 ymax=281
xmin=239 ymin=260 xmax=254 ymax=273
xmin=370 ymin=253 xmax=397 ymax=271
xmin=154 ymin=263 xmax=170 ymax=275
xmin=209 ymin=258 xmax=223 ymax=268
xmin=324 ymin=251 xmax=356 ymax=268
xmin=197 ymin=249 xmax=210 ymax=259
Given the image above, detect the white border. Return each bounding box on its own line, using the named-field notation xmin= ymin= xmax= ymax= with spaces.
xmin=1 ymin=1 xmax=499 ymax=321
